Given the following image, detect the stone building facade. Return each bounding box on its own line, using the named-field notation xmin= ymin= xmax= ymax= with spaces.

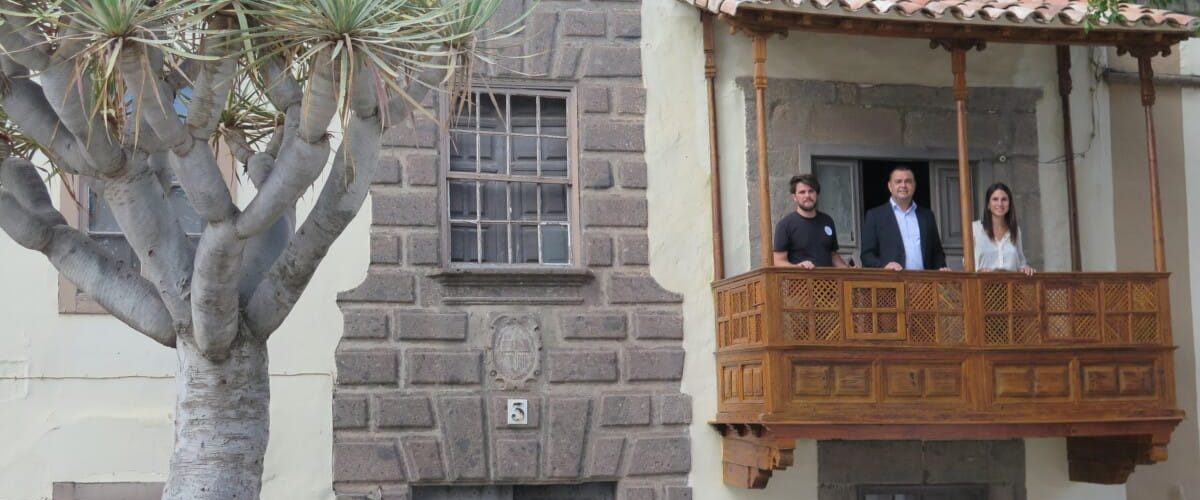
xmin=332 ymin=1 xmax=692 ymax=499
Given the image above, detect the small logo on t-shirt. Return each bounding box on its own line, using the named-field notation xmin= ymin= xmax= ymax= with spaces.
xmin=824 ymin=226 xmax=833 ymax=236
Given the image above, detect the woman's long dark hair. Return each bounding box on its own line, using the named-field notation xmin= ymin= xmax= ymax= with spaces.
xmin=981 ymin=182 xmax=1018 ymax=242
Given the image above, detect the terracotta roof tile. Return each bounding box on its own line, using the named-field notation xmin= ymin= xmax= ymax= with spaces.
xmin=685 ymin=0 xmax=1199 ymax=32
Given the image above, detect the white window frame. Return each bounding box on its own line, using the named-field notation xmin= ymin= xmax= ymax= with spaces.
xmin=439 ymin=85 xmax=580 ymax=269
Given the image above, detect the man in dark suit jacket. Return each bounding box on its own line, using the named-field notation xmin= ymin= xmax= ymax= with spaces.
xmin=861 ymin=166 xmax=949 ymax=271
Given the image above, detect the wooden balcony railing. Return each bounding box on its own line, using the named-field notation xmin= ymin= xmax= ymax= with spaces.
xmin=712 ymin=268 xmax=1184 ymax=489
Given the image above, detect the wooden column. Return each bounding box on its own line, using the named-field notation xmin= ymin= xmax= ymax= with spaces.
xmin=753 ymin=33 xmax=772 ymax=268
xmin=703 ymin=13 xmax=725 ymax=280
xmin=1130 ymin=47 xmax=1168 ymax=273
xmin=935 ymin=39 xmax=984 ymax=272
xmin=1057 ymin=46 xmax=1083 ymax=271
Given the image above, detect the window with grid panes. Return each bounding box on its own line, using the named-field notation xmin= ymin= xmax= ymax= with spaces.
xmin=445 ymin=89 xmax=573 ymax=265
xmin=85 ymin=168 xmax=204 ymax=271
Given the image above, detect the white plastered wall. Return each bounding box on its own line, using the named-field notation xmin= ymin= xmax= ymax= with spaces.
xmin=642 ymin=0 xmax=1119 ymax=499
xmin=0 ymin=141 xmax=364 ymax=499
xmin=1183 ymin=37 xmax=1200 ymax=500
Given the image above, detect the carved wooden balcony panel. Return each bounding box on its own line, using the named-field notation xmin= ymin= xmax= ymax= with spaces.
xmin=711 ymin=268 xmax=1183 ymax=489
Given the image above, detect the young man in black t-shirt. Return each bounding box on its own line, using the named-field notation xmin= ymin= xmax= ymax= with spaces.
xmin=772 ymin=174 xmax=849 ymax=269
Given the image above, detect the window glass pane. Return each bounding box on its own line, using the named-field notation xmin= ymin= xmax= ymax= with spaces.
xmin=169 ymin=187 xmax=204 ymax=234
xmin=812 ymin=159 xmax=858 ymax=247
xmin=449 ymin=94 xmax=476 ymax=129
xmin=542 ymin=224 xmax=569 ymax=264
xmin=480 ymin=223 xmax=509 ymax=263
xmin=514 ymin=224 xmax=539 ymax=264
xmin=510 ymin=136 xmax=538 ymax=176
xmin=87 ymin=189 xmax=122 ymax=233
xmin=448 ymin=180 xmax=477 ymax=220
xmin=479 ymin=93 xmax=506 ymax=133
xmin=478 ymin=134 xmax=507 ymax=174
xmin=541 ymin=96 xmax=567 ymax=132
xmin=450 ymin=223 xmax=478 ymax=263
xmin=448 ymin=131 xmax=477 ymax=173
xmin=541 ymin=137 xmax=568 ymax=178
xmin=512 ymin=182 xmax=538 ymax=220
xmin=511 ymin=94 xmax=537 ymax=134
xmin=480 ymin=181 xmax=508 ymax=220
xmin=540 ymin=184 xmax=567 ymax=221
xmin=94 ymin=235 xmax=140 ymax=271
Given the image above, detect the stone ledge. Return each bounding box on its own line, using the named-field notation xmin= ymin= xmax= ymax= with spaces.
xmin=430 ymin=267 xmax=595 ymax=287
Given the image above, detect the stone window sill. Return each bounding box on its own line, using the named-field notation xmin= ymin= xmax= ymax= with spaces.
xmin=430 ymin=267 xmax=595 ymax=287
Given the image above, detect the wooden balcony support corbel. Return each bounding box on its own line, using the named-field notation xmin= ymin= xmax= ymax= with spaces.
xmin=1068 ymin=432 xmax=1171 ymax=484
xmin=715 ymin=424 xmax=796 ymax=489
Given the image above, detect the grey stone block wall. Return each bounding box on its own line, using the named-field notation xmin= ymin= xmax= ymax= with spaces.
xmin=334 ymin=1 xmax=690 ymax=497
xmin=741 ymin=79 xmax=1045 ymax=271
xmin=817 ymin=440 xmax=1026 ymax=500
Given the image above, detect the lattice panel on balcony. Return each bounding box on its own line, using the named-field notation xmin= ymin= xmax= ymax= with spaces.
xmin=904 ymin=281 xmax=965 ymax=345
xmin=909 ymin=313 xmax=936 ymax=343
xmin=815 ymin=312 xmax=843 ymax=342
xmin=716 ymin=278 xmax=766 ymax=348
xmin=784 ymin=311 xmax=810 ymax=342
xmin=814 ymin=279 xmax=841 ymax=309
xmin=780 ymin=278 xmax=844 ymax=344
xmin=1042 ymin=282 xmax=1101 ymax=343
xmin=983 ymin=280 xmax=1041 ymax=346
xmin=1101 ymin=280 xmax=1162 ymax=345
xmin=782 ymin=278 xmax=811 ymax=309
xmin=845 ymin=282 xmax=906 ymax=340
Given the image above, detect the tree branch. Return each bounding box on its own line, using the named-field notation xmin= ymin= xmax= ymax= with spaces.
xmin=0 ymin=77 xmax=100 ymax=177
xmin=245 ymin=113 xmax=381 ymax=336
xmin=101 ymin=153 xmax=196 ymax=326
xmin=119 ymin=45 xmax=235 ymax=222
xmin=246 ymin=67 xmax=440 ymax=336
xmin=233 ymin=49 xmax=340 ymax=239
xmin=0 ymin=158 xmax=175 ymax=346
xmin=191 ymin=219 xmax=244 ymax=360
xmin=39 ymin=34 xmax=124 ymax=173
xmin=237 ymin=154 xmax=292 ymax=303
xmin=186 ymin=15 xmax=238 ymax=139
xmin=0 ymin=15 xmax=50 ymax=71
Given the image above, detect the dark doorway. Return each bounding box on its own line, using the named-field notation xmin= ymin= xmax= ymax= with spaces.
xmin=861 ymin=160 xmax=930 ymax=214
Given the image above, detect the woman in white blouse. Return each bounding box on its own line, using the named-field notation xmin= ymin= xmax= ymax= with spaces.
xmin=973 ymin=183 xmax=1035 ymax=276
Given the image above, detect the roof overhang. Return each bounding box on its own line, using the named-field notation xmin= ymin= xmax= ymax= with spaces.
xmin=682 ymin=0 xmax=1197 ymax=47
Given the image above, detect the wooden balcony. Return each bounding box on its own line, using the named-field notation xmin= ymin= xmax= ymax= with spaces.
xmin=712 ymin=268 xmax=1184 ymax=489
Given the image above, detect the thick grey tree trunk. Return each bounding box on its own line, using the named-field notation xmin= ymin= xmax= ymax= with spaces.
xmin=164 ymin=330 xmax=270 ymax=499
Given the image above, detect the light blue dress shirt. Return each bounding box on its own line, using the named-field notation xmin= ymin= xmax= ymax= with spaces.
xmin=890 ymin=198 xmax=924 ymax=270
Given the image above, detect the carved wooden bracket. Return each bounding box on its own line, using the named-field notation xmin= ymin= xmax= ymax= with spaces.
xmin=715 ymin=424 xmax=796 ymax=489
xmin=1067 ymin=434 xmax=1170 ymax=484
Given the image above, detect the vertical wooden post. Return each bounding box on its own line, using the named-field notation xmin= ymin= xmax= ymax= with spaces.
xmin=753 ymin=33 xmax=772 ymax=268
xmin=1135 ymin=51 xmax=1168 ymax=273
xmin=703 ymin=13 xmax=725 ymax=280
xmin=1057 ymin=46 xmax=1083 ymax=272
xmin=950 ymin=45 xmax=976 ymax=272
